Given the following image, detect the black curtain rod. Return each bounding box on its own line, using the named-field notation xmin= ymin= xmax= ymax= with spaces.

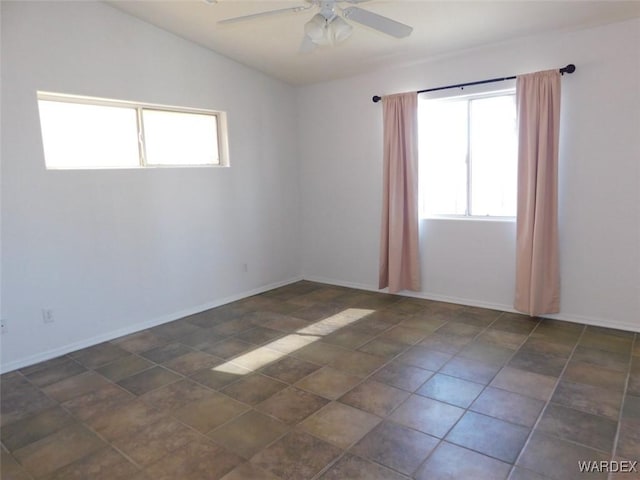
xmin=371 ymin=64 xmax=576 ymax=103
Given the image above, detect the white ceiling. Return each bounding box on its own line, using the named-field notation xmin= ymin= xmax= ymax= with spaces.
xmin=107 ymin=0 xmax=640 ymax=86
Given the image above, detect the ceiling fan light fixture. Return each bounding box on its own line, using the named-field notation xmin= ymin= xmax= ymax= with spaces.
xmin=304 ymin=13 xmax=330 ymax=45
xmin=330 ymin=16 xmax=353 ymax=44
xmin=304 ymin=12 xmax=353 ymax=47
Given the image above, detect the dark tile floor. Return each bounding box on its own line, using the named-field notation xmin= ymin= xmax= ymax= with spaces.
xmin=1 ymin=281 xmax=639 ymax=479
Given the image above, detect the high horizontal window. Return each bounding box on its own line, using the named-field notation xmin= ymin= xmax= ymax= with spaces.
xmin=419 ymin=91 xmax=517 ymax=218
xmin=37 ymin=92 xmax=228 ymax=169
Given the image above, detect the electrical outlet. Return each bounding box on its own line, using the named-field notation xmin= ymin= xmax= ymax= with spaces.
xmin=42 ymin=309 xmax=55 ymax=324
xmin=0 ymin=319 xmax=7 ymax=335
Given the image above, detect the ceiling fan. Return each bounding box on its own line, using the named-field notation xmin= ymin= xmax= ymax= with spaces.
xmin=217 ymin=0 xmax=413 ymax=52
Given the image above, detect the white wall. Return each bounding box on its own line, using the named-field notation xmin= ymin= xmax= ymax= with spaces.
xmin=2 ymin=5 xmax=638 ymax=373
xmin=0 ymin=1 xmax=301 ymax=371
xmin=298 ymin=19 xmax=640 ymax=332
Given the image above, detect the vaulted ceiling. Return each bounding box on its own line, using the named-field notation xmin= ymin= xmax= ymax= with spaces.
xmin=107 ymin=0 xmax=640 ymax=85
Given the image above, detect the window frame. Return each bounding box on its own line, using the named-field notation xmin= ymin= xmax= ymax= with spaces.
xmin=37 ymin=91 xmax=230 ymax=170
xmin=418 ymin=88 xmax=517 ymax=221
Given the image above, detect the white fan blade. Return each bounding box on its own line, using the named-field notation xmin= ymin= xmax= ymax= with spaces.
xmin=342 ymin=6 xmax=412 ymax=38
xmin=219 ymin=5 xmax=310 ymax=25
xmin=299 ymin=35 xmax=317 ymax=53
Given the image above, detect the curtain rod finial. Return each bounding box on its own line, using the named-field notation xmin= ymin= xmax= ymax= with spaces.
xmin=372 ymin=95 xmax=382 ymax=103
xmin=561 ymin=64 xmax=576 ymax=75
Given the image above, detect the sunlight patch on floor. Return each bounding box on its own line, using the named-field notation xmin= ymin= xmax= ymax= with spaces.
xmin=212 ymin=308 xmax=375 ymax=374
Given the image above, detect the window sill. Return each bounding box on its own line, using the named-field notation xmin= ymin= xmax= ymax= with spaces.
xmin=45 ymin=164 xmax=228 ymax=171
xmin=421 ymin=215 xmax=516 ymax=223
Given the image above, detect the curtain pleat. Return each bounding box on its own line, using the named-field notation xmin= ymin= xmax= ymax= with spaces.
xmin=379 ymin=92 xmax=421 ymax=293
xmin=514 ymin=70 xmax=561 ymax=316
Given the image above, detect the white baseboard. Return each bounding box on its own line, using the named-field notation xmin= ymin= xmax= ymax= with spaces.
xmin=304 ymin=275 xmax=518 ymax=312
xmin=0 ymin=276 xmax=303 ymax=374
xmin=303 ymin=275 xmax=640 ymax=334
xmin=3 ymin=273 xmax=636 ymax=374
xmin=542 ymin=312 xmax=639 ymax=334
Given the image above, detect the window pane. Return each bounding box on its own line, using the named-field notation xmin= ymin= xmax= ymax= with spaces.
xmin=142 ymin=110 xmax=219 ymax=166
xmin=38 ymin=100 xmax=140 ymax=169
xmin=419 ymin=99 xmax=468 ymax=216
xmin=469 ymin=95 xmax=517 ymax=216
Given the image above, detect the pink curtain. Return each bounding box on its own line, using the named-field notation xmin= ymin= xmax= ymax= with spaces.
xmin=514 ymin=70 xmax=561 ymax=316
xmin=379 ymin=92 xmax=420 ymax=293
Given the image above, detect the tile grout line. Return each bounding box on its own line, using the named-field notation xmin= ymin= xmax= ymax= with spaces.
xmin=402 ymin=309 xmax=534 ymax=479
xmin=607 ymin=331 xmax=637 ymax=480
xmin=251 ymin=297 xmax=420 ymax=480
xmin=297 ymin=304 xmax=500 ymax=479
xmin=344 ymin=308 xmax=540 ymax=475
xmin=13 ymin=332 xmax=277 ymax=478
xmin=507 ymin=322 xmax=588 ymax=479
xmin=499 ymin=315 xmax=561 ymax=479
